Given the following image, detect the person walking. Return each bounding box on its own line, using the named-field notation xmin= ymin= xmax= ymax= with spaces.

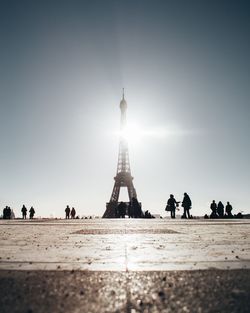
xmin=166 ymin=194 xmax=178 ymax=219
xmin=21 ymin=205 xmax=27 ymax=219
xmin=182 ymin=192 xmax=192 ymax=219
xmin=71 ymin=207 xmax=76 ymax=219
xmin=29 ymin=207 xmax=35 ymax=219
xmin=65 ymin=205 xmax=70 ymax=219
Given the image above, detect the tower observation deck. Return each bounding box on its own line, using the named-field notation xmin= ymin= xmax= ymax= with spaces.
xmin=103 ymin=90 xmax=142 ymax=218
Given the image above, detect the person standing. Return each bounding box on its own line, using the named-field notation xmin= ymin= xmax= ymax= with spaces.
xmin=6 ymin=207 xmax=11 ymax=219
xmin=117 ymin=202 xmax=126 ymax=218
xmin=210 ymin=200 xmax=217 ymax=218
xmin=21 ymin=205 xmax=27 ymax=219
xmin=3 ymin=206 xmax=8 ymax=219
xmin=217 ymin=201 xmax=224 ymax=218
xmin=166 ymin=194 xmax=178 ymax=219
xmin=182 ymin=193 xmax=192 ymax=219
xmin=71 ymin=207 xmax=76 ymax=219
xmin=29 ymin=207 xmax=35 ymax=219
xmin=65 ymin=205 xmax=70 ymax=219
xmin=225 ymin=201 xmax=233 ymax=217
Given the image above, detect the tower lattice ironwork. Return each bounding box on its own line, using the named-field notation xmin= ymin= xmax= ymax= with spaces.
xmin=103 ymin=90 xmax=139 ymax=218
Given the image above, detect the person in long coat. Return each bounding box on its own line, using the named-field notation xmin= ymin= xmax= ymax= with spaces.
xmin=29 ymin=207 xmax=35 ymax=219
xmin=71 ymin=207 xmax=76 ymax=219
xmin=21 ymin=205 xmax=27 ymax=219
xmin=166 ymin=194 xmax=178 ymax=219
xmin=182 ymin=193 xmax=192 ymax=219
xmin=217 ymin=201 xmax=224 ymax=218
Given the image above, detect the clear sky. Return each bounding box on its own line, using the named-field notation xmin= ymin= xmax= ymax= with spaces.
xmin=0 ymin=0 xmax=249 ymax=217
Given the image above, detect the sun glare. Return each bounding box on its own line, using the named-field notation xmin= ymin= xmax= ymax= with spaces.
xmin=121 ymin=124 xmax=144 ymax=143
xmin=115 ymin=124 xmax=177 ymax=144
xmin=112 ymin=123 xmax=187 ymax=145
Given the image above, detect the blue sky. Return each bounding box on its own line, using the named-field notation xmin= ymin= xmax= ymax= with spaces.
xmin=0 ymin=0 xmax=249 ymax=217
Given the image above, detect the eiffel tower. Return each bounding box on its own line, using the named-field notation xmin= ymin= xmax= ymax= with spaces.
xmin=103 ymin=90 xmax=141 ymax=218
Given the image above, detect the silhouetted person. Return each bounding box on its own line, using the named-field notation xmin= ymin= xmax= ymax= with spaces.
xmin=182 ymin=192 xmax=192 ymax=219
xmin=5 ymin=206 xmax=11 ymax=219
xmin=225 ymin=201 xmax=233 ymax=217
xmin=65 ymin=205 xmax=70 ymax=219
xmin=166 ymin=194 xmax=178 ymax=218
xmin=29 ymin=207 xmax=35 ymax=219
xmin=3 ymin=207 xmax=6 ymax=219
xmin=210 ymin=200 xmax=218 ymax=218
xmin=21 ymin=205 xmax=27 ymax=219
xmin=117 ymin=202 xmax=126 ymax=218
xmin=217 ymin=201 xmax=224 ymax=218
xmin=132 ymin=197 xmax=142 ymax=218
xmin=71 ymin=207 xmax=76 ymax=219
xmin=3 ymin=206 xmax=8 ymax=219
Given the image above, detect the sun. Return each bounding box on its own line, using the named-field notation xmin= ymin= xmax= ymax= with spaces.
xmin=112 ymin=122 xmax=185 ymax=145
xmin=120 ymin=123 xmax=144 ymax=143
xmin=118 ymin=123 xmax=170 ymax=144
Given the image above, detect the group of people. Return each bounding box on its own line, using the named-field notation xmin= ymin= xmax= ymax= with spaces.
xmin=166 ymin=193 xmax=192 ymax=219
xmin=2 ymin=206 xmax=14 ymax=219
xmin=1 ymin=198 xmax=239 ymax=220
xmin=164 ymin=194 xmax=238 ymax=220
xmin=209 ymin=200 xmax=233 ymax=218
xmin=21 ymin=205 xmax=35 ymax=219
xmin=116 ymin=197 xmax=143 ymax=218
xmin=2 ymin=205 xmax=35 ymax=219
xmin=65 ymin=206 xmax=76 ymax=219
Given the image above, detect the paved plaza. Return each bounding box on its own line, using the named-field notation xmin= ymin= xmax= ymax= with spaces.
xmin=0 ymin=219 xmax=250 ymax=312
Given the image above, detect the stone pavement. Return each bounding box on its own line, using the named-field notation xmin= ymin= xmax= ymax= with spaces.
xmin=0 ymin=219 xmax=249 ymax=271
xmin=0 ymin=219 xmax=250 ymax=313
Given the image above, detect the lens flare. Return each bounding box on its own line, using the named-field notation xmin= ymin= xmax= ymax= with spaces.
xmin=112 ymin=123 xmax=188 ymax=144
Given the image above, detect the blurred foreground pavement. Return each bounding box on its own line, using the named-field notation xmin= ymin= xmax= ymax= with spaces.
xmin=0 ymin=219 xmax=249 ymax=312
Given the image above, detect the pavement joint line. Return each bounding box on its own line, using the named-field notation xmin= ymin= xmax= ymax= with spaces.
xmin=1 ymin=221 xmax=250 ymax=226
xmin=1 ymin=260 xmax=250 ymax=264
xmin=71 ymin=229 xmax=180 ymax=234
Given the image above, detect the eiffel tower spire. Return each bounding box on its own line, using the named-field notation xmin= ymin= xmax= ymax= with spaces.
xmin=103 ymin=91 xmax=141 ymax=218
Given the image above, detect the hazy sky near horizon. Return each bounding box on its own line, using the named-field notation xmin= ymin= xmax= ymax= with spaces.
xmin=0 ymin=0 xmax=249 ymax=217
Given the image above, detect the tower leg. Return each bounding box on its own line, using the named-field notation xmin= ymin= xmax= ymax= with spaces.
xmin=102 ymin=202 xmax=117 ymax=218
